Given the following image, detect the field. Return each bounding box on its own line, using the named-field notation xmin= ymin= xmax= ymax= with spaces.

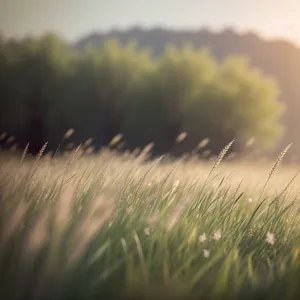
xmin=1 ymin=142 xmax=300 ymax=300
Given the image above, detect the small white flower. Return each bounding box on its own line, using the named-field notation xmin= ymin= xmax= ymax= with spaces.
xmin=203 ymin=249 xmax=210 ymax=258
xmin=199 ymin=233 xmax=207 ymax=242
xmin=144 ymin=227 xmax=150 ymax=235
xmin=213 ymin=230 xmax=222 ymax=241
xmin=266 ymin=231 xmax=275 ymax=245
xmin=248 ymin=198 xmax=253 ymax=203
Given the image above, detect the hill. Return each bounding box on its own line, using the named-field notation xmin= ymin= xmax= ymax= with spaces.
xmin=75 ymin=27 xmax=300 ymax=158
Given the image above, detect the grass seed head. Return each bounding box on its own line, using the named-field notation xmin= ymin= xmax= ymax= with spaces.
xmin=176 ymin=132 xmax=187 ymax=143
xmin=63 ymin=128 xmax=75 ymax=140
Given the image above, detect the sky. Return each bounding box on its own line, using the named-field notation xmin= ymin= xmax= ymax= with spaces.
xmin=1 ymin=0 xmax=300 ymax=45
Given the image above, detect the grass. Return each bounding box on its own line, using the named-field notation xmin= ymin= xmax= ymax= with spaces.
xmin=1 ymin=144 xmax=300 ymax=300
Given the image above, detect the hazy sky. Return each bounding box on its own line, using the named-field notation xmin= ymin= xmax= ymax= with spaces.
xmin=1 ymin=0 xmax=300 ymax=44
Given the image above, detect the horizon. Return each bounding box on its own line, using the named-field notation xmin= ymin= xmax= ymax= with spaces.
xmin=75 ymin=25 xmax=300 ymax=47
xmin=1 ymin=0 xmax=300 ymax=46
xmin=2 ymin=25 xmax=300 ymax=50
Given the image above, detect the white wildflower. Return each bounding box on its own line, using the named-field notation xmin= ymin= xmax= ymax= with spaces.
xmin=199 ymin=233 xmax=207 ymax=243
xmin=203 ymin=249 xmax=210 ymax=258
xmin=213 ymin=230 xmax=222 ymax=241
xmin=266 ymin=231 xmax=275 ymax=245
xmin=144 ymin=227 xmax=150 ymax=235
xmin=248 ymin=198 xmax=253 ymax=203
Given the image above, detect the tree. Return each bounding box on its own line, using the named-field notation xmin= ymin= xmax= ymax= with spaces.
xmin=0 ymin=34 xmax=285 ymax=158
xmin=122 ymin=70 xmax=170 ymax=154
xmin=123 ymin=45 xmax=217 ymax=154
xmin=0 ymin=38 xmax=10 ymax=133
xmin=0 ymin=34 xmax=76 ymax=153
xmin=183 ymin=56 xmax=285 ymax=154
xmin=64 ymin=40 xmax=153 ymax=149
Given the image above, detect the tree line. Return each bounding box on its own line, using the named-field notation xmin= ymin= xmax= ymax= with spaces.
xmin=0 ymin=33 xmax=285 ymax=157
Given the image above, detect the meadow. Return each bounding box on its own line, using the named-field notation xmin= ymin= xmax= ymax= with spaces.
xmin=1 ymin=139 xmax=300 ymax=300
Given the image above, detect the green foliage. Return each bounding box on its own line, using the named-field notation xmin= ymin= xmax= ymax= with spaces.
xmin=64 ymin=40 xmax=153 ymax=147
xmin=183 ymin=57 xmax=285 ymax=153
xmin=1 ymin=150 xmax=300 ymax=299
xmin=122 ymin=71 xmax=171 ymax=153
xmin=0 ymin=34 xmax=285 ymax=156
xmin=0 ymin=34 xmax=76 ymax=151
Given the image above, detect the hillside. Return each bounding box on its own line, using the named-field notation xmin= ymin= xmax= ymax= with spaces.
xmin=75 ymin=27 xmax=300 ymax=159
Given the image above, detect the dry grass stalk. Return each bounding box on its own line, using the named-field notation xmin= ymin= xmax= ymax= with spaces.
xmin=63 ymin=128 xmax=75 ymax=140
xmin=176 ymin=132 xmax=187 ymax=143
xmin=198 ymin=138 xmax=210 ymax=149
xmin=109 ymin=134 xmax=123 ymax=147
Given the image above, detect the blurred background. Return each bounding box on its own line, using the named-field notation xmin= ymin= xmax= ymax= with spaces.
xmin=1 ymin=0 xmax=300 ymax=161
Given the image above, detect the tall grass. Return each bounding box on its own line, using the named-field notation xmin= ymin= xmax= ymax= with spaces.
xmin=1 ymin=145 xmax=300 ymax=299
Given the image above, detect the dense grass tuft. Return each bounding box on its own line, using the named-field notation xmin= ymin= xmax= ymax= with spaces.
xmin=1 ymin=147 xmax=300 ymax=300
